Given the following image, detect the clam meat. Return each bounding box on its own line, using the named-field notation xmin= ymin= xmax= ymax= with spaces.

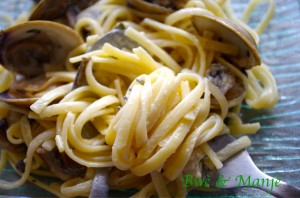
xmin=206 ymin=63 xmax=245 ymax=105
xmin=0 ymin=20 xmax=83 ymax=77
xmin=0 ymin=21 xmax=83 ymax=106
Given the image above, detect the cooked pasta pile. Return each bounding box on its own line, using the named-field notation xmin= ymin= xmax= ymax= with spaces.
xmin=0 ymin=0 xmax=277 ymax=197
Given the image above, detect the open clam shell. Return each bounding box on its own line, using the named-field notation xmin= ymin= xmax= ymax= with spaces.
xmin=0 ymin=92 xmax=37 ymax=107
xmin=0 ymin=20 xmax=83 ymax=77
xmin=192 ymin=14 xmax=261 ymax=69
xmin=29 ymin=0 xmax=99 ymax=22
xmin=125 ymin=0 xmax=187 ymax=21
xmin=29 ymin=0 xmax=69 ymax=21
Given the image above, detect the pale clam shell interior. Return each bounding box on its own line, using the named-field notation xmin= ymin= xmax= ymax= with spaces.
xmin=192 ymin=14 xmax=261 ymax=69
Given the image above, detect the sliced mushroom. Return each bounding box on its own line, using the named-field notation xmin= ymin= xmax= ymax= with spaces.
xmin=192 ymin=14 xmax=260 ymax=69
xmin=125 ymin=0 xmax=188 ymax=21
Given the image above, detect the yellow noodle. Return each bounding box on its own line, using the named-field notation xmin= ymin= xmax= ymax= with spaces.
xmin=7 ymin=122 xmax=23 ymax=145
xmin=0 ymin=129 xmax=55 ymax=189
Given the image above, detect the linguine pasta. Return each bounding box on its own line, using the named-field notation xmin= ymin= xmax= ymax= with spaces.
xmin=0 ymin=0 xmax=278 ymax=197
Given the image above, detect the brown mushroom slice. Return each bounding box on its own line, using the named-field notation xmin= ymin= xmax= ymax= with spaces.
xmin=192 ymin=14 xmax=260 ymax=69
xmin=0 ymin=21 xmax=83 ymax=78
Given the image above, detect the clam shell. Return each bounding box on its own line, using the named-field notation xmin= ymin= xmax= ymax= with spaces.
xmin=126 ymin=0 xmax=173 ymax=14
xmin=125 ymin=0 xmax=187 ymax=21
xmin=0 ymin=20 xmax=83 ymax=77
xmin=29 ymin=0 xmax=69 ymax=21
xmin=0 ymin=91 xmax=37 ymax=107
xmin=29 ymin=0 xmax=99 ymax=21
xmin=192 ymin=14 xmax=261 ymax=69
